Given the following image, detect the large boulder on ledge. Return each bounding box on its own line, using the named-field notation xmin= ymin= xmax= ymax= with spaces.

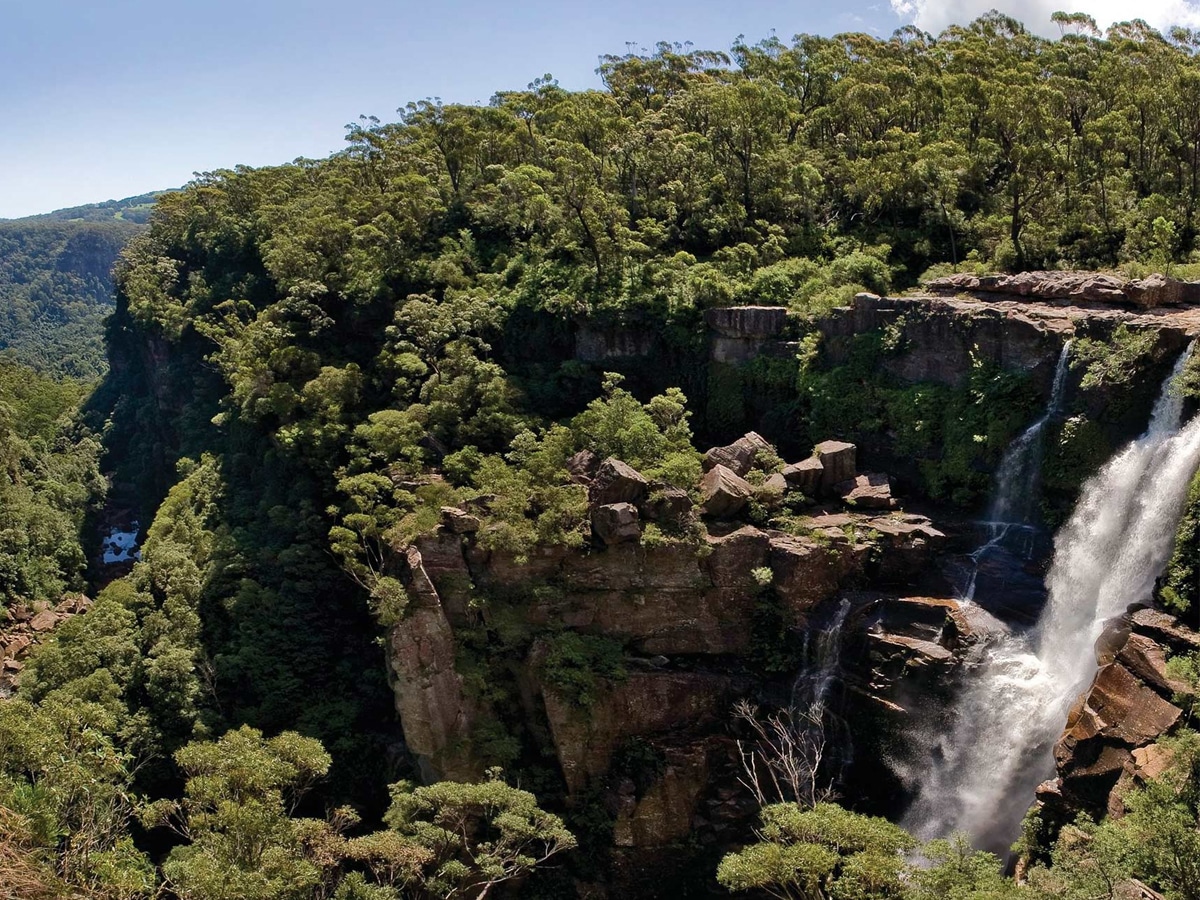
xmin=703 ymin=432 xmax=774 ymax=477
xmin=593 ymin=503 xmax=642 ymax=544
xmin=591 ymin=458 xmax=650 ymax=506
xmin=814 ymin=440 xmax=856 ymax=494
xmin=782 ymin=457 xmax=823 ymax=497
xmin=700 ymin=465 xmax=753 ymax=518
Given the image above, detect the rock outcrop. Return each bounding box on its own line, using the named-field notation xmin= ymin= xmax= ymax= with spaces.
xmin=705 ymin=306 xmax=790 ymax=364
xmin=591 ymin=458 xmax=650 ymax=506
xmin=703 ymin=431 xmax=774 ymax=476
xmin=0 ymin=594 xmax=92 ymax=697
xmin=815 ymin=440 xmax=857 ymax=493
xmin=1042 ymin=607 xmax=1197 ymax=823
xmin=700 ymin=465 xmax=754 ymax=518
xmin=837 ymin=473 xmax=898 ymax=510
xmin=925 ymin=270 xmax=1200 ymax=309
xmin=593 ymin=502 xmax=642 ymax=544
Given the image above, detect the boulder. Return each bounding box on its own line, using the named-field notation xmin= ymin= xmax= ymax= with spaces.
xmin=814 ymin=440 xmax=856 ymax=494
xmin=593 ymin=503 xmax=642 ymax=545
xmin=566 ymin=449 xmax=600 ymax=483
xmin=1126 ymin=273 xmax=1200 ymax=309
xmin=782 ymin=457 xmax=823 ymax=497
xmin=440 ymin=506 xmax=480 ymax=534
xmin=756 ymin=473 xmax=788 ymax=509
xmin=591 ymin=458 xmax=650 ymax=506
xmin=837 ymin=473 xmax=897 ymax=510
xmin=640 ymin=486 xmax=694 ymax=528
xmin=699 ymin=465 xmax=753 ymax=518
xmin=30 ymin=610 xmax=57 ymax=632
xmin=703 ymin=432 xmax=774 ymax=476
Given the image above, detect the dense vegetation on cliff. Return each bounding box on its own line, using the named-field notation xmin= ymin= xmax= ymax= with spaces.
xmin=13 ymin=11 xmax=1200 ymax=900
xmin=0 ymin=193 xmax=158 ymax=378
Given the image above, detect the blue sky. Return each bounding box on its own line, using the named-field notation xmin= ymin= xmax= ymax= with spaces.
xmin=1 ymin=0 xmax=1193 ymax=218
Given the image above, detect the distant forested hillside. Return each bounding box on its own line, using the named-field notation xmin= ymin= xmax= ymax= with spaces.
xmin=0 ymin=193 xmax=162 ymax=378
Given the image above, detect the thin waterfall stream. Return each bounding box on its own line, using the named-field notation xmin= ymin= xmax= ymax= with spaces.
xmin=904 ymin=342 xmax=1200 ymax=853
xmin=957 ymin=342 xmax=1072 ymax=606
xmin=789 ymin=597 xmax=854 ymax=789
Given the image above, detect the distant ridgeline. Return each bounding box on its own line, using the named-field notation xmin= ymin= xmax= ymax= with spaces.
xmin=0 ymin=192 xmax=162 ymax=379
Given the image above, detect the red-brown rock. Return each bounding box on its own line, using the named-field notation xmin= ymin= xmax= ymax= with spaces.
xmin=700 ymin=465 xmax=753 ymax=518
xmin=702 ymin=432 xmax=774 ymax=476
xmin=591 ymin=458 xmax=650 ymax=506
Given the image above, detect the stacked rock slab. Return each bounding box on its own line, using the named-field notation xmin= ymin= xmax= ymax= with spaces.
xmin=815 ymin=440 xmax=856 ymax=493
xmin=700 ymin=465 xmax=753 ymax=518
xmin=1042 ymin=607 xmax=1197 ymax=824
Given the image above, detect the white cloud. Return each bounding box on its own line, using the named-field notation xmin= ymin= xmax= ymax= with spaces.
xmin=889 ymin=0 xmax=1200 ymax=35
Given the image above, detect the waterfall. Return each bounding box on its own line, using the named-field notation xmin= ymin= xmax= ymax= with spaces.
xmin=987 ymin=341 xmax=1073 ymax=529
xmin=953 ymin=343 xmax=1071 ymax=607
xmin=904 ymin=343 xmax=1200 ymax=853
xmin=792 ymin=597 xmax=852 ymax=719
xmin=788 ymin=597 xmax=853 ymax=792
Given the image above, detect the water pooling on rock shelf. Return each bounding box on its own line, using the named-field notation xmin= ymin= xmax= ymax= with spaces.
xmin=903 ymin=342 xmax=1200 ymax=854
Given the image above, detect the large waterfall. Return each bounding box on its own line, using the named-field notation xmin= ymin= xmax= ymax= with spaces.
xmin=904 ymin=343 xmax=1200 ymax=853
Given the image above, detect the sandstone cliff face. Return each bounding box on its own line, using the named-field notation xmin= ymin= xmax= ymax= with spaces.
xmin=1040 ymin=607 xmax=1198 ymax=825
xmin=390 ymin=511 xmax=947 ymax=775
xmin=384 ymin=456 xmax=969 ymax=898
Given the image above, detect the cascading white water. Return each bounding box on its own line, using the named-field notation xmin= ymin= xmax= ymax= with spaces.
xmin=987 ymin=341 xmax=1073 ymax=528
xmin=786 ymin=597 xmax=854 ymax=790
xmin=905 ymin=343 xmax=1200 ymax=853
xmin=792 ymin=597 xmax=852 ymax=718
xmin=956 ymin=343 xmax=1073 ymax=605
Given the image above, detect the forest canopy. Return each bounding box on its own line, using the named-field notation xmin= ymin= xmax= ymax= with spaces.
xmin=14 ymin=11 xmax=1200 ymax=900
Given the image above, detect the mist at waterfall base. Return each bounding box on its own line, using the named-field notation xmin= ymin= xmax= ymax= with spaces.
xmin=901 ymin=343 xmax=1200 ymax=855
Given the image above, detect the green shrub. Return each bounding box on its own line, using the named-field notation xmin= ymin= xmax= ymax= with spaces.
xmin=540 ymin=632 xmax=627 ymax=709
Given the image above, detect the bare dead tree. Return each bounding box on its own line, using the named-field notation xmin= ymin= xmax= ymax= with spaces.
xmin=732 ymin=698 xmax=836 ymax=809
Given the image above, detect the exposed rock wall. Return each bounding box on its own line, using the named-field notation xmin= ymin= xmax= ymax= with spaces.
xmin=1041 ymin=607 xmax=1198 ymax=825
xmin=384 ymin=435 xmax=970 ymax=897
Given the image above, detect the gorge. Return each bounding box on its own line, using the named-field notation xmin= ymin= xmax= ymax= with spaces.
xmin=905 ymin=342 xmax=1200 ymax=853
xmin=16 ymin=20 xmax=1200 ymax=894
